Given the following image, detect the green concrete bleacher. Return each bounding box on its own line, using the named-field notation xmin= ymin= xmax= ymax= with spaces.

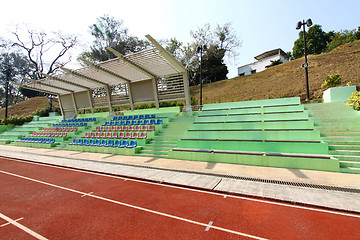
xmin=169 ymin=97 xmax=340 ymax=172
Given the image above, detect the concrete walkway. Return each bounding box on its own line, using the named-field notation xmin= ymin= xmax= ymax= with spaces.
xmin=1 ymin=145 xmax=360 ymax=213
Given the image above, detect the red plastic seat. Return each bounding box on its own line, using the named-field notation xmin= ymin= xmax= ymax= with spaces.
xmin=82 ymin=132 xmax=90 ymax=138
xmin=54 ymin=132 xmax=59 ymax=137
xmin=147 ymin=125 xmax=155 ymax=131
xmin=69 ymin=127 xmax=74 ymax=132
xmin=90 ymin=132 xmax=96 ymax=138
xmin=128 ymin=126 xmax=134 ymax=131
xmin=105 ymin=126 xmax=111 ymax=132
xmin=138 ymin=132 xmax=147 ymax=139
xmin=116 ymin=126 xmax=122 ymax=131
xmin=141 ymin=125 xmax=148 ymax=131
xmin=112 ymin=132 xmax=119 ymax=139
xmin=135 ymin=125 xmax=141 ymax=131
xmin=100 ymin=132 xmax=106 ymax=138
xmin=124 ymin=132 xmax=132 ymax=139
xmin=111 ymin=126 xmax=116 ymax=131
xmin=130 ymin=132 xmax=139 ymax=139
xmin=65 ymin=127 xmax=70 ymax=132
xmin=95 ymin=132 xmax=101 ymax=138
xmin=100 ymin=126 xmax=106 ymax=132
xmin=74 ymin=127 xmax=78 ymax=131
xmin=118 ymin=132 xmax=125 ymax=139
xmin=106 ymin=132 xmax=112 ymax=138
xmin=122 ymin=126 xmax=128 ymax=131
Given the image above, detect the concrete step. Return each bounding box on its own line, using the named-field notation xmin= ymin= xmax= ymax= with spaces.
xmin=332 ymin=155 xmax=360 ymax=161
xmin=321 ymin=132 xmax=360 ymax=137
xmin=329 ymin=150 xmax=360 ymax=156
xmin=339 ymin=161 xmax=360 ymax=168
xmin=325 ymin=140 xmax=360 ymax=145
xmin=140 ymin=149 xmax=169 ymax=155
xmin=340 ymin=167 xmax=360 ymax=174
xmin=329 ymin=145 xmax=360 ymax=151
xmin=136 ymin=153 xmax=168 ymax=158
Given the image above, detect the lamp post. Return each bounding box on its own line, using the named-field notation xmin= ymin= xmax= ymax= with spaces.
xmin=197 ymin=44 xmax=207 ymax=107
xmin=296 ymin=18 xmax=312 ymax=101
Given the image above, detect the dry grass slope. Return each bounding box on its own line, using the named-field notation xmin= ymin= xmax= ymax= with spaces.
xmin=0 ymin=96 xmax=59 ymax=119
xmin=190 ymin=40 xmax=360 ymax=104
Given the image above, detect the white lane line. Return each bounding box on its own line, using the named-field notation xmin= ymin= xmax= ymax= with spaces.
xmin=223 ymin=195 xmax=227 ymax=198
xmin=205 ymin=221 xmax=213 ymax=231
xmin=3 ymin=157 xmax=360 ymax=219
xmin=81 ymin=192 xmax=93 ymax=198
xmin=0 ymin=217 xmax=23 ymax=227
xmin=0 ymin=169 xmax=268 ymax=240
xmin=0 ymin=213 xmax=47 ymax=240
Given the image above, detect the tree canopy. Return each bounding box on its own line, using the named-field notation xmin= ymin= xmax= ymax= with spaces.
xmin=292 ymin=24 xmax=334 ymax=59
xmin=79 ymin=15 xmax=150 ymax=63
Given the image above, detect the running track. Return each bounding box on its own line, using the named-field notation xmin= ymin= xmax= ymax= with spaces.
xmin=0 ymin=156 xmax=359 ymax=240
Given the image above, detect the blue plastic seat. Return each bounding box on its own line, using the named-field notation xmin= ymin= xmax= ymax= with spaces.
xmin=137 ymin=120 xmax=143 ymax=125
xmin=69 ymin=139 xmax=77 ymax=145
xmin=118 ymin=116 xmax=123 ymax=120
xmin=128 ymin=115 xmax=133 ymax=120
xmin=115 ymin=121 xmax=120 ymax=125
xmin=139 ymin=115 xmax=144 ymax=119
xmin=127 ymin=140 xmax=137 ymax=148
xmin=84 ymin=118 xmax=89 ymax=122
xmin=113 ymin=116 xmax=118 ymax=121
xmin=125 ymin=120 xmax=131 ymax=125
xmin=94 ymin=139 xmax=101 ymax=146
xmin=156 ymin=119 xmax=163 ymax=125
xmin=83 ymin=139 xmax=89 ymax=145
xmin=143 ymin=120 xmax=149 ymax=125
xmin=77 ymin=139 xmax=84 ymax=145
xmin=150 ymin=119 xmax=155 ymax=125
xmin=110 ymin=121 xmax=115 ymax=126
xmin=133 ymin=115 xmax=138 ymax=120
xmin=150 ymin=114 xmax=156 ymax=118
xmin=131 ymin=120 xmax=137 ymax=125
xmin=120 ymin=120 xmax=125 ymax=125
xmin=92 ymin=118 xmax=96 ymax=121
xmin=87 ymin=139 xmax=95 ymax=146
xmin=20 ymin=137 xmax=25 ymax=141
xmin=144 ymin=114 xmax=150 ymax=119
xmin=79 ymin=123 xmax=84 ymax=127
xmin=106 ymin=139 xmax=114 ymax=147
xmin=41 ymin=138 xmax=47 ymax=143
xmin=104 ymin=121 xmax=110 ymax=126
xmin=123 ymin=116 xmax=128 ymax=120
xmin=119 ymin=140 xmax=129 ymax=148
xmin=84 ymin=122 xmax=88 ymax=126
xmin=99 ymin=139 xmax=107 ymax=147
xmin=113 ymin=140 xmax=121 ymax=147
xmin=75 ymin=123 xmax=80 ymax=127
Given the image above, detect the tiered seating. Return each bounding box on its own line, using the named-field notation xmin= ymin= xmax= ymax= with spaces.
xmin=169 ymin=97 xmax=340 ymax=172
xmin=61 ymin=117 xmax=97 ymax=122
xmin=19 ymin=137 xmax=56 ymax=144
xmin=53 ymin=117 xmax=96 ymax=127
xmin=70 ymin=138 xmax=137 ymax=148
xmin=103 ymin=119 xmax=162 ymax=126
xmin=31 ymin=127 xmax=78 ymax=138
xmin=53 ymin=122 xmax=88 ymax=127
xmin=14 ymin=137 xmax=58 ymax=149
xmin=113 ymin=114 xmax=156 ymax=120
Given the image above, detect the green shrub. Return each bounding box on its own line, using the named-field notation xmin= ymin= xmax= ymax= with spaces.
xmin=347 ymin=91 xmax=360 ymax=110
xmin=321 ymin=74 xmax=342 ymax=89
xmin=1 ymin=115 xmax=33 ymax=125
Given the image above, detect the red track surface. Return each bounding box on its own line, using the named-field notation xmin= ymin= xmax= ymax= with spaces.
xmin=0 ymin=156 xmax=359 ymax=240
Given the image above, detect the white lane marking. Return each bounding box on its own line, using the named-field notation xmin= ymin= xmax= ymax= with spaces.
xmin=205 ymin=221 xmax=213 ymax=231
xmin=0 ymin=213 xmax=47 ymax=240
xmin=0 ymin=217 xmax=23 ymax=227
xmin=223 ymin=195 xmax=227 ymax=198
xmin=81 ymin=192 xmax=93 ymax=198
xmin=2 ymin=157 xmax=360 ymax=219
xmin=0 ymin=169 xmax=268 ymax=240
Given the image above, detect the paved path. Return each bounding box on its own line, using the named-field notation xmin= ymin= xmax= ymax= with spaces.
xmin=1 ymin=157 xmax=360 ymax=240
xmin=0 ymin=145 xmax=360 ymax=213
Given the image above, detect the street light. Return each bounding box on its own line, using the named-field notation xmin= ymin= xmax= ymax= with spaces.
xmin=296 ymin=18 xmax=313 ymax=101
xmin=197 ymin=44 xmax=207 ymax=107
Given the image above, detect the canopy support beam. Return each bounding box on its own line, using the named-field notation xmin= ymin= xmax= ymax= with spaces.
xmin=57 ymin=96 xmax=65 ymax=120
xmin=24 ymin=78 xmax=74 ymax=94
xmin=13 ymin=82 xmax=59 ymax=96
xmin=106 ymin=48 xmax=157 ymax=79
xmin=78 ymin=57 xmax=131 ymax=83
xmin=37 ymin=72 xmax=90 ymax=91
xmin=87 ymin=90 xmax=94 ymax=114
xmin=71 ymin=92 xmax=78 ymax=118
xmin=152 ymin=78 xmax=159 ymax=109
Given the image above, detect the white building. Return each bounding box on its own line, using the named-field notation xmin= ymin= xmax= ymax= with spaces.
xmin=238 ymin=48 xmax=289 ymax=76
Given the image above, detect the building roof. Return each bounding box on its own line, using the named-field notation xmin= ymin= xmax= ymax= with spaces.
xmin=20 ymin=35 xmax=186 ymax=96
xmin=254 ymin=48 xmax=288 ymax=61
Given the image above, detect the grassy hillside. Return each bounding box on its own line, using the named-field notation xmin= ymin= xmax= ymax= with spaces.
xmin=1 ymin=40 xmax=359 ymax=118
xmin=0 ymin=96 xmax=59 ymax=119
xmin=190 ymin=40 xmax=360 ymax=104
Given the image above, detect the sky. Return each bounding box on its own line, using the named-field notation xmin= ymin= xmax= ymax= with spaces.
xmin=1 ymin=0 xmax=359 ymax=78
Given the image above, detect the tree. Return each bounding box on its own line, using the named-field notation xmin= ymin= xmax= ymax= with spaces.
xmin=80 ymin=15 xmax=150 ymax=63
xmin=12 ymin=24 xmax=78 ymax=80
xmin=292 ymin=24 xmax=334 ymax=59
xmin=326 ymin=28 xmax=358 ymax=52
xmin=183 ymin=23 xmax=240 ymax=85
